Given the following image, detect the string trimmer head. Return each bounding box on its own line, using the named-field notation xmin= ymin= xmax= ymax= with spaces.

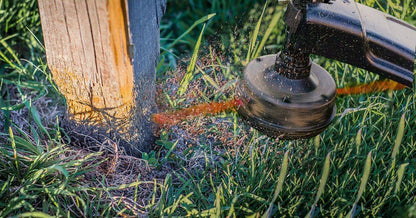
xmin=236 ymin=0 xmax=416 ymax=139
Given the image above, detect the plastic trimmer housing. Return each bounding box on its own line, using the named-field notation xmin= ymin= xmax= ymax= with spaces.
xmin=236 ymin=0 xmax=416 ymax=139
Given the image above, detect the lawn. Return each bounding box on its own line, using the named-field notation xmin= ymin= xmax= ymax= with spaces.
xmin=1 ymin=0 xmax=415 ymax=217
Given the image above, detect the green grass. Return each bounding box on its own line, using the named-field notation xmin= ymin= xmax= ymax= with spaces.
xmin=1 ymin=0 xmax=416 ymax=217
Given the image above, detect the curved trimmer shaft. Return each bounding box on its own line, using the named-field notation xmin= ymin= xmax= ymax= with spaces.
xmin=237 ymin=0 xmax=416 ymax=139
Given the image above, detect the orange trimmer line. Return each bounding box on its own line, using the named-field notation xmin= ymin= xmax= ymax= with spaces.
xmin=153 ymin=80 xmax=407 ymax=126
xmin=152 ymin=98 xmax=244 ymax=126
xmin=336 ymin=80 xmax=406 ymax=95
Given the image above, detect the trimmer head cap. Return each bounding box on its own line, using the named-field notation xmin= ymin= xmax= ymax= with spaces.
xmin=236 ymin=54 xmax=336 ymax=139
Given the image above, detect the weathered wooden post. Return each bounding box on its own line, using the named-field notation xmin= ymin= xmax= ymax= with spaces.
xmin=37 ymin=0 xmax=166 ymax=156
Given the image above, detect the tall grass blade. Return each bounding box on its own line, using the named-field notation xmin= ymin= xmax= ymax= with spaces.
xmin=314 ymin=135 xmax=320 ymax=155
xmin=214 ymin=186 xmax=222 ymax=217
xmin=157 ymin=174 xmax=172 ymax=216
xmin=254 ymin=6 xmax=281 ymax=58
xmin=162 ymin=140 xmax=178 ymax=163
xmin=12 ymin=135 xmax=40 ymax=155
xmin=161 ymin=13 xmax=215 ymax=56
xmin=0 ymin=102 xmax=26 ymax=111
xmin=8 ymin=127 xmax=20 ymax=178
xmin=246 ymin=1 xmax=268 ymax=63
xmin=306 ymin=152 xmax=331 ymax=218
xmin=24 ymin=99 xmax=51 ymax=139
xmin=16 ymin=211 xmax=54 ymax=218
xmin=355 ymin=129 xmax=362 ymax=154
xmin=26 ymin=26 xmax=45 ymax=50
xmin=347 ymin=151 xmax=372 ymax=218
xmin=177 ymin=24 xmax=206 ymax=96
xmin=394 ymin=163 xmax=409 ymax=194
xmin=165 ymin=192 xmax=193 ymax=217
xmin=392 ymin=113 xmax=405 ymax=160
xmin=0 ymin=40 xmax=23 ymax=68
xmin=357 ymin=151 xmax=372 ymax=200
xmin=263 ymin=151 xmax=289 ymax=218
xmin=0 ymin=33 xmax=18 ymax=43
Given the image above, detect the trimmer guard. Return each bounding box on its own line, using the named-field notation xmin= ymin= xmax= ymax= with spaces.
xmin=304 ymin=0 xmax=416 ymax=86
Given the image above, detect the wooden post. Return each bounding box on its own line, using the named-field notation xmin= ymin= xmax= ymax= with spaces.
xmin=37 ymin=0 xmax=166 ymax=156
